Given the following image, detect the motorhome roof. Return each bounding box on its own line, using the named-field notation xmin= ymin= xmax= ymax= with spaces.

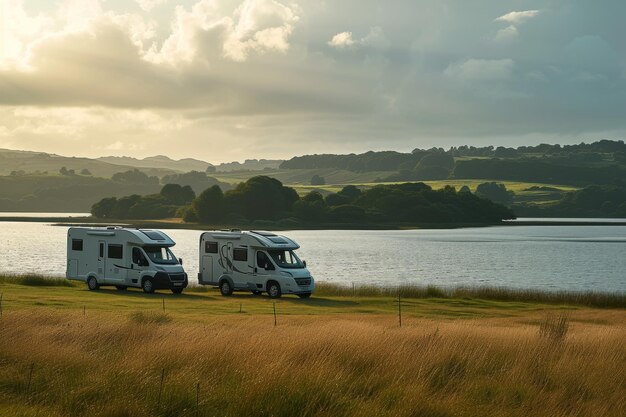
xmin=201 ymin=230 xmax=300 ymax=250
xmin=68 ymin=227 xmax=176 ymax=246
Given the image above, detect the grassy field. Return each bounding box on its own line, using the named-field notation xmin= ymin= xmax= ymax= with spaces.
xmin=0 ymin=277 xmax=625 ymax=417
xmin=284 ymin=179 xmax=578 ymax=202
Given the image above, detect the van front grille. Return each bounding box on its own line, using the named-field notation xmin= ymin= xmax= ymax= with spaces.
xmin=295 ymin=278 xmax=311 ymax=287
xmin=169 ymin=274 xmax=186 ymax=282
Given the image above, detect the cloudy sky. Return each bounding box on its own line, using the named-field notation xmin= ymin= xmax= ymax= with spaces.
xmin=0 ymin=0 xmax=625 ymax=162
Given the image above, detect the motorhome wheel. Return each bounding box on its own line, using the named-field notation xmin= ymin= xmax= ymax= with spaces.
xmin=219 ymin=280 xmax=233 ymax=296
xmin=87 ymin=276 xmax=99 ymax=291
xmin=267 ymin=281 xmax=282 ymax=299
xmin=142 ymin=278 xmax=155 ymax=294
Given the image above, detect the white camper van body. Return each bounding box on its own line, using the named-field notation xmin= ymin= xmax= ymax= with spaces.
xmin=198 ymin=231 xmax=314 ymax=298
xmin=66 ymin=227 xmax=188 ymax=293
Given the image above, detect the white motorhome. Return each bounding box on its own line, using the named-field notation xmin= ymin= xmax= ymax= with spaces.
xmin=198 ymin=230 xmax=314 ymax=298
xmin=66 ymin=227 xmax=188 ymax=294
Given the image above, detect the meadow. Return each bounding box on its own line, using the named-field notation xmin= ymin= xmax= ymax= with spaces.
xmin=0 ymin=277 xmax=624 ymax=417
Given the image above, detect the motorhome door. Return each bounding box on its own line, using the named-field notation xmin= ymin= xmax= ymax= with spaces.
xmin=97 ymin=241 xmax=106 ymax=277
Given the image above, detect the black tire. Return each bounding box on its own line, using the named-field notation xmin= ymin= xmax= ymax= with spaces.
xmin=298 ymin=293 xmax=312 ymax=299
xmin=252 ymin=290 xmax=262 ymax=296
xmin=219 ymin=280 xmax=233 ymax=297
xmin=171 ymin=288 xmax=183 ymax=294
xmin=87 ymin=276 xmax=99 ymax=291
xmin=267 ymin=281 xmax=282 ymax=299
xmin=116 ymin=285 xmax=128 ymax=291
xmin=142 ymin=278 xmax=155 ymax=294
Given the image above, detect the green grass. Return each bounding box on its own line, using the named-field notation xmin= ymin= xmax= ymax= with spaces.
xmin=0 ymin=275 xmax=75 ymax=287
xmin=0 ymin=276 xmax=623 ymax=322
xmin=288 ymin=179 xmax=578 ymax=203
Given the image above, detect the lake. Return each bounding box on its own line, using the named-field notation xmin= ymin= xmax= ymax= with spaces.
xmin=0 ymin=220 xmax=625 ymax=292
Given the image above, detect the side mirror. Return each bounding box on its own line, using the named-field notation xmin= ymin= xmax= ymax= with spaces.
xmin=303 ymin=260 xmax=307 ymax=267
xmin=179 ymin=258 xmax=183 ymax=265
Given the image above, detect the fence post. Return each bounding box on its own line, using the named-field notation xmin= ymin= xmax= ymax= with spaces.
xmin=273 ymin=302 xmax=277 ymax=327
xmin=162 ymin=298 xmax=166 ymax=314
xmin=157 ymin=368 xmax=165 ymax=407
xmin=398 ymin=292 xmax=402 ymax=328
xmin=27 ymin=363 xmax=34 ymax=394
xmin=196 ymin=382 xmax=200 ymax=417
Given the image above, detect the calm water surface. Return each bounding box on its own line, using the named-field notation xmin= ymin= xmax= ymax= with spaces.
xmin=1 ymin=220 xmax=625 ymax=292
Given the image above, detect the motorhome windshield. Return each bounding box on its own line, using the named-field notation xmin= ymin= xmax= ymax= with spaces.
xmin=267 ymin=249 xmax=304 ymax=269
xmin=144 ymin=246 xmax=178 ymax=265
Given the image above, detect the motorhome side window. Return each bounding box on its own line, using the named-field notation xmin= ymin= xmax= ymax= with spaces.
xmin=233 ymin=248 xmax=248 ymax=262
xmin=205 ymin=242 xmax=218 ymax=253
xmin=71 ymin=239 xmax=83 ymax=251
xmin=108 ymin=244 xmax=123 ymax=259
xmin=132 ymin=247 xmax=147 ymax=266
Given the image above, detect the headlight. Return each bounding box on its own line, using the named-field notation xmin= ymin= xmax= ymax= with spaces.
xmin=280 ymin=271 xmax=293 ymax=277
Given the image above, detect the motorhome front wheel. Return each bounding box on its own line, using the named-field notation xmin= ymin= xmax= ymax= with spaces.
xmin=267 ymin=281 xmax=282 ymax=299
xmin=142 ymin=279 xmax=154 ymax=294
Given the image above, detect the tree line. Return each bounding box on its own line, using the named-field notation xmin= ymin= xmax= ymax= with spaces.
xmin=92 ymin=176 xmax=515 ymax=225
xmin=278 ymin=140 xmax=626 ymax=186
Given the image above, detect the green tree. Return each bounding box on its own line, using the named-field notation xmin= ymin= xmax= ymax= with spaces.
xmin=91 ymin=197 xmax=118 ymax=218
xmin=192 ymin=185 xmax=225 ymax=223
xmin=476 ymin=182 xmax=514 ymax=205
xmin=310 ymin=175 xmax=326 ymax=185
xmin=225 ymin=176 xmax=298 ymax=220
xmin=160 ymin=184 xmax=196 ymax=205
xmin=293 ymin=192 xmax=328 ymax=222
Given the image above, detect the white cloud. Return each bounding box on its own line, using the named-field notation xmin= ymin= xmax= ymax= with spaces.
xmin=328 ymin=26 xmax=389 ymax=50
xmin=495 ymin=10 xmax=540 ymax=25
xmin=145 ymin=0 xmax=299 ymax=65
xmin=445 ymin=58 xmax=515 ymax=81
xmin=135 ymin=0 xmax=168 ymax=13
xmin=328 ymin=31 xmax=354 ymax=48
xmin=495 ymin=25 xmax=518 ymax=41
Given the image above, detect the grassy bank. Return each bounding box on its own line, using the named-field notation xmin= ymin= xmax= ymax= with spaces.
xmin=0 ymin=278 xmax=625 ymax=416
xmin=315 ymin=283 xmax=626 ymax=309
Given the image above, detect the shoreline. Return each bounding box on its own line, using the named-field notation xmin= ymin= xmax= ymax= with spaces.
xmin=1 ymin=215 xmax=626 ymax=230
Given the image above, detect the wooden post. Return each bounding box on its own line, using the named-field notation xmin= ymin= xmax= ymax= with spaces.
xmin=398 ymin=292 xmax=402 ymax=328
xmin=273 ymin=302 xmax=277 ymax=327
xmin=196 ymin=382 xmax=200 ymax=416
xmin=157 ymin=368 xmax=165 ymax=407
xmin=162 ymin=298 xmax=165 ymax=313
xmin=27 ymin=363 xmax=34 ymax=393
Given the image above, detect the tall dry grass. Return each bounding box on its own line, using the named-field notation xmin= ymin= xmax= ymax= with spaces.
xmin=315 ymin=282 xmax=626 ymax=308
xmin=0 ymin=310 xmax=624 ymax=417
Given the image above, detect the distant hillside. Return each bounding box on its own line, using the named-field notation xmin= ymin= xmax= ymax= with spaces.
xmin=0 ymin=149 xmax=174 ymax=178
xmin=216 ymin=159 xmax=283 ymax=172
xmin=279 ymin=140 xmax=626 ymax=186
xmin=98 ymin=155 xmax=212 ymax=172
